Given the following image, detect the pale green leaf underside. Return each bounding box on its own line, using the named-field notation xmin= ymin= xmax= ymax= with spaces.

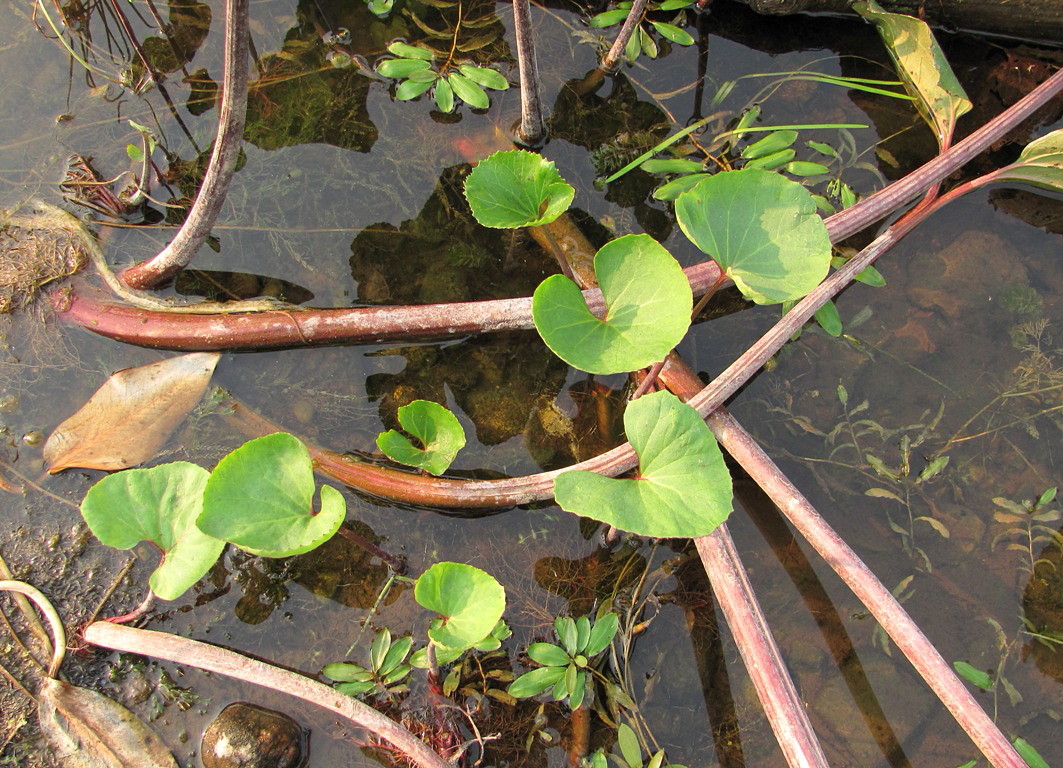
xmin=198 ymin=433 xmax=346 ymax=558
xmin=854 ymin=0 xmax=971 ymax=147
xmin=992 ymin=129 xmax=1063 ymax=193
xmin=532 ymin=234 xmax=692 ymax=374
xmin=463 ymin=150 xmax=575 ymax=228
xmin=377 ymin=399 xmax=466 ymax=475
xmin=415 ymin=562 xmax=506 ymax=650
xmin=554 ymin=391 xmax=733 ymax=537
xmin=81 ymin=462 xmax=222 ymax=601
xmin=675 ymin=169 xmax=831 ymax=304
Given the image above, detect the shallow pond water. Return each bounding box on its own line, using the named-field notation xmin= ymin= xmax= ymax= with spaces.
xmin=0 ymin=1 xmax=1061 ymax=767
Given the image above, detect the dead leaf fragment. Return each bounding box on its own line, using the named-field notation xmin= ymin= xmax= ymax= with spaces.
xmin=38 ymin=677 xmax=178 ymax=768
xmin=43 ymin=353 xmax=221 ymax=473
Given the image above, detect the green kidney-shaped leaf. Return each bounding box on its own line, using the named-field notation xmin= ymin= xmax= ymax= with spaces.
xmin=991 ymin=129 xmax=1063 ymax=194
xmin=463 ymin=150 xmax=575 ymax=228
xmin=532 ymin=234 xmax=692 ymax=375
xmin=198 ymin=433 xmax=346 ymax=558
xmin=554 ymin=391 xmax=733 ymax=537
xmin=415 ymin=562 xmax=506 ymax=651
xmin=675 ymin=169 xmax=831 ymax=304
xmin=376 ymin=399 xmax=466 ymax=475
xmin=854 ymin=0 xmax=971 ymax=148
xmin=81 ymin=462 xmax=222 ymax=601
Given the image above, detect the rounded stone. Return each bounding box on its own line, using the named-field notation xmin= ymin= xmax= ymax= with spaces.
xmin=201 ymin=702 xmax=307 ymax=768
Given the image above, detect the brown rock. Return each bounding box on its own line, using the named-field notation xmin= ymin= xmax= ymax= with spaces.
xmin=201 ymin=702 xmax=306 ymax=768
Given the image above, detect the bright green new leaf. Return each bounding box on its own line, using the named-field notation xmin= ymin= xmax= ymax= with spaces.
xmin=508 ymin=665 xmax=566 ymax=698
xmin=435 ymin=77 xmax=454 ymax=112
xmin=554 ymin=391 xmax=733 ymax=537
xmin=951 ymin=660 xmax=993 ymax=691
xmin=377 ymin=399 xmax=465 ymax=476
xmin=415 ymin=562 xmax=506 ymax=650
xmin=395 ymin=77 xmax=435 ymax=101
xmin=785 ymin=161 xmax=830 ymax=177
xmin=464 ymin=150 xmax=575 ymax=228
xmin=458 ymin=64 xmax=509 ymax=90
xmin=322 ymin=663 xmax=374 ymax=683
xmin=653 ymin=172 xmax=711 ymax=201
xmin=376 ymin=58 xmax=433 ymax=79
xmin=198 ymin=433 xmax=346 ymax=558
xmin=675 ymin=169 xmax=832 ymax=304
xmin=990 ymin=129 xmax=1063 ymax=194
xmin=448 ymin=72 xmax=489 ymax=109
xmin=814 ymin=300 xmax=842 ymax=336
xmin=744 ymin=149 xmax=795 ymax=171
xmin=640 ymin=158 xmax=703 ymax=174
xmin=588 ymin=9 xmax=628 ymax=27
xmin=741 ymin=130 xmax=798 ymax=160
xmin=1012 ymin=737 xmax=1049 ymax=768
xmin=387 ymin=42 xmax=434 ymax=60
xmin=81 ymin=463 xmax=222 ymax=601
xmin=617 ymin=724 xmax=644 ymax=768
xmin=532 ymin=234 xmax=692 ymax=375
xmin=555 ymin=616 xmax=578 ymax=656
xmin=650 ymin=22 xmax=694 ymax=45
xmin=585 ymin=612 xmax=619 ymax=656
xmin=854 ymin=0 xmax=971 ymax=148
xmin=527 ymin=642 xmax=571 ymax=667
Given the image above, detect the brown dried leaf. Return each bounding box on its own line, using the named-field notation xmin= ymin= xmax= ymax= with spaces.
xmin=44 ymin=353 xmax=220 ymax=473
xmin=38 ymin=678 xmax=178 ymax=768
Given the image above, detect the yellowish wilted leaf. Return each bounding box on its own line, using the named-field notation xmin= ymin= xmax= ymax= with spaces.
xmin=44 ymin=353 xmax=220 ymax=473
xmin=38 ymin=678 xmax=178 ymax=768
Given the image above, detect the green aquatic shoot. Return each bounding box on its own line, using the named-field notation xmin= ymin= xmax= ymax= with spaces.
xmin=377 ymin=399 xmax=466 ymax=476
xmin=377 ymin=41 xmax=509 ymax=113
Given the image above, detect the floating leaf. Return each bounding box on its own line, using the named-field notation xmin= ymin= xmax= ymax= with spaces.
xmin=448 ymin=72 xmax=489 ymax=109
xmin=377 ymin=399 xmax=466 ymax=475
xmin=650 ymin=21 xmax=694 ymax=45
xmin=741 ymin=130 xmax=798 ymax=160
xmin=38 ymin=678 xmax=178 ymax=768
xmin=785 ymin=161 xmax=830 ymax=177
xmin=527 ymin=642 xmax=571 ymax=667
xmin=1012 ymin=737 xmax=1049 ymax=768
xmin=814 ymin=300 xmax=842 ymax=336
xmin=81 ymin=463 xmax=221 ymax=601
xmin=640 ymin=158 xmax=703 ymax=174
xmin=952 ymin=661 xmax=993 ymax=691
xmin=744 ymin=149 xmax=795 ymax=171
xmin=588 ymin=9 xmax=628 ymax=27
xmin=675 ymin=169 xmax=831 ymax=304
xmin=198 ymin=433 xmax=346 ymax=558
xmin=396 ymin=77 xmax=435 ymax=100
xmin=44 ymin=353 xmax=220 ymax=473
xmin=415 ymin=562 xmax=506 ymax=650
xmin=853 ymin=0 xmax=971 ymax=148
xmin=435 ymin=77 xmax=454 ymax=112
xmin=617 ymin=723 xmax=644 ymax=768
xmin=376 ymin=58 xmax=433 ymax=79
xmin=464 ymin=150 xmax=575 ymax=228
xmin=653 ymin=172 xmax=711 ymax=201
xmin=458 ymin=64 xmax=508 ymax=90
xmin=532 ymin=234 xmax=692 ymax=375
xmin=386 ymin=42 xmax=434 ymax=60
xmin=554 ymin=391 xmax=733 ymax=537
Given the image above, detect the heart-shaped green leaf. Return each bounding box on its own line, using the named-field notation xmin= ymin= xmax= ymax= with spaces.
xmin=81 ymin=462 xmax=222 ymax=601
xmin=377 ymin=399 xmax=466 ymax=476
xmin=463 ymin=150 xmax=575 ymax=228
xmin=415 ymin=562 xmax=506 ymax=650
xmin=198 ymin=433 xmax=346 ymax=558
xmin=989 ymin=129 xmax=1063 ymax=194
xmin=675 ymin=169 xmax=831 ymax=304
xmin=554 ymin=391 xmax=733 ymax=537
xmin=532 ymin=234 xmax=692 ymax=375
xmin=854 ymin=0 xmax=971 ymax=148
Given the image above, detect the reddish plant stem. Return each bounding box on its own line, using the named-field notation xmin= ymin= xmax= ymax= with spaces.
xmin=82 ymin=622 xmax=452 ymax=768
xmin=119 ymin=0 xmax=249 ymax=289
xmin=658 ymin=361 xmax=1025 ymax=767
xmin=58 ymin=262 xmax=725 ymax=350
